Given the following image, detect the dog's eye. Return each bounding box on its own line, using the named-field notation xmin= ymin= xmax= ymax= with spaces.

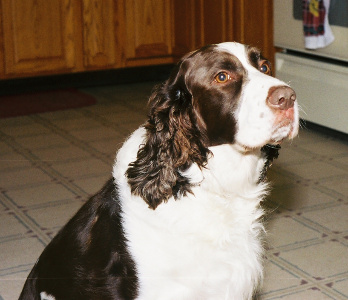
xmin=215 ymin=72 xmax=230 ymax=83
xmin=259 ymin=61 xmax=271 ymax=75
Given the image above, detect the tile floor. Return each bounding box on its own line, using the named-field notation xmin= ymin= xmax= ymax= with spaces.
xmin=1 ymin=82 xmax=348 ymax=299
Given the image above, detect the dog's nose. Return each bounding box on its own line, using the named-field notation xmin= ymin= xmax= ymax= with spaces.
xmin=267 ymin=86 xmax=296 ymax=110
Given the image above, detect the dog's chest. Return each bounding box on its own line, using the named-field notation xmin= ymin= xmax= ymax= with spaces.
xmin=122 ymin=190 xmax=264 ymax=300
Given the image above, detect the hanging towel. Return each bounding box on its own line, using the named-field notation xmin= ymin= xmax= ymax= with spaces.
xmin=302 ymin=0 xmax=334 ymax=49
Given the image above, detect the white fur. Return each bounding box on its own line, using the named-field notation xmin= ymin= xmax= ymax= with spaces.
xmin=112 ymin=43 xmax=298 ymax=300
xmin=113 ymin=128 xmax=267 ymax=300
xmin=40 ymin=291 xmax=55 ymax=300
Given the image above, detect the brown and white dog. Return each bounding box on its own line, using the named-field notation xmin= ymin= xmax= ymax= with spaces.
xmin=20 ymin=42 xmax=299 ymax=300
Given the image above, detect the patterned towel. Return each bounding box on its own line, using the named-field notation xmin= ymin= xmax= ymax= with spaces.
xmin=302 ymin=0 xmax=334 ymax=49
xmin=303 ymin=0 xmax=325 ymax=36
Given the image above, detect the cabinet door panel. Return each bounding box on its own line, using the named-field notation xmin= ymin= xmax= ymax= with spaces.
xmin=202 ymin=0 xmax=233 ymax=45
xmin=172 ymin=0 xmax=233 ymax=59
xmin=82 ymin=0 xmax=123 ymax=69
xmin=172 ymin=0 xmax=201 ymax=58
xmin=125 ymin=0 xmax=172 ymax=59
xmin=0 ymin=1 xmax=4 ymax=77
xmin=2 ymin=0 xmax=77 ymax=76
xmin=233 ymin=0 xmax=274 ymax=64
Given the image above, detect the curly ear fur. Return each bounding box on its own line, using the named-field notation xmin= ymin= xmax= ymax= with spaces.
xmin=125 ymin=62 xmax=211 ymax=209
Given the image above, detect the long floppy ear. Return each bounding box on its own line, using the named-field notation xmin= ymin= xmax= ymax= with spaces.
xmin=125 ymin=59 xmax=210 ymax=209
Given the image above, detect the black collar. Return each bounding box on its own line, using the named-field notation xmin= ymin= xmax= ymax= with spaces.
xmin=258 ymin=144 xmax=281 ymax=183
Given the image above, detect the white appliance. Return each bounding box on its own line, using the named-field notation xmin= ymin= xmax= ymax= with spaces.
xmin=274 ymin=0 xmax=348 ymax=134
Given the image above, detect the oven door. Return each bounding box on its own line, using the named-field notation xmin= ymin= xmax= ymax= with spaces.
xmin=276 ymin=52 xmax=348 ymax=134
xmin=274 ymin=0 xmax=348 ymax=62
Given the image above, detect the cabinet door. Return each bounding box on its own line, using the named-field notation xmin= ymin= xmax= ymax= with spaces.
xmin=201 ymin=0 xmax=233 ymax=46
xmin=172 ymin=0 xmax=274 ymax=64
xmin=82 ymin=0 xmax=125 ymax=69
xmin=1 ymin=0 xmax=79 ymax=77
xmin=233 ymin=0 xmax=274 ymax=64
xmin=0 ymin=1 xmax=4 ymax=78
xmin=172 ymin=0 xmax=200 ymax=58
xmin=172 ymin=0 xmax=233 ymax=59
xmin=125 ymin=0 xmax=173 ymax=65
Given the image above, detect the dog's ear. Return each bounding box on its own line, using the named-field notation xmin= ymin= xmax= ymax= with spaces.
xmin=126 ymin=58 xmax=210 ymax=209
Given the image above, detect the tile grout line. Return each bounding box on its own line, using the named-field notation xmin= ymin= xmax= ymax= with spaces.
xmin=29 ymin=115 xmax=113 ymax=165
xmin=262 ymin=252 xmax=348 ymax=300
xmin=0 ymin=192 xmax=52 ymax=246
xmin=0 ymin=130 xmax=90 ymax=198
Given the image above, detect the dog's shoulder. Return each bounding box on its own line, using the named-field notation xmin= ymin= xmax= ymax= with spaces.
xmin=19 ymin=178 xmax=138 ymax=300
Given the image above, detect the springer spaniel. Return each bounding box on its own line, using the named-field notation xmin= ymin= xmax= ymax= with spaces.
xmin=20 ymin=42 xmax=299 ymax=300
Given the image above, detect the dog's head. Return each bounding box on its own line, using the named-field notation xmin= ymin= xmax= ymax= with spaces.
xmin=126 ymin=42 xmax=299 ymax=209
xmin=172 ymin=42 xmax=299 ymax=148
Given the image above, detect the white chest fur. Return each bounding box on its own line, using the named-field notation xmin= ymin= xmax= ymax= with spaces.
xmin=113 ymin=128 xmax=268 ymax=300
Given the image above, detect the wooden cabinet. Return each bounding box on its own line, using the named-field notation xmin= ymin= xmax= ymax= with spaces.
xmin=173 ymin=0 xmax=233 ymax=58
xmin=125 ymin=0 xmax=173 ymax=67
xmin=82 ymin=0 xmax=125 ymax=69
xmin=0 ymin=1 xmax=4 ymax=76
xmin=173 ymin=0 xmax=274 ymax=65
xmin=0 ymin=0 xmax=126 ymax=79
xmin=200 ymin=0 xmax=234 ymax=45
xmin=233 ymin=0 xmax=274 ymax=65
xmin=0 ymin=0 xmax=274 ymax=80
xmin=1 ymin=0 xmax=80 ymax=77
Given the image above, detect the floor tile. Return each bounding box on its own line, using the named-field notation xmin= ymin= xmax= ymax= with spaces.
xmin=320 ymin=176 xmax=348 ymax=198
xmin=0 ymin=271 xmax=30 ymax=300
xmin=261 ymin=259 xmax=304 ymax=294
xmin=269 ymin=185 xmax=337 ymax=211
xmin=279 ymin=240 xmax=348 ymax=279
xmin=73 ymin=175 xmax=111 ymax=196
xmin=52 ymin=158 xmax=111 ymax=179
xmin=0 ymin=213 xmax=30 ymax=238
xmin=31 ymin=144 xmax=91 ymax=163
xmin=25 ymin=201 xmax=82 ymax=230
xmin=7 ymin=183 xmax=76 ymax=208
xmin=332 ymin=278 xmax=348 ymax=298
xmin=301 ymin=204 xmax=348 ymax=233
xmin=264 ymin=288 xmax=338 ymax=300
xmin=0 ymin=152 xmax=32 ymax=171
xmin=0 ymin=237 xmax=45 ymax=271
xmin=0 ymin=167 xmax=53 ymax=190
xmin=0 ymin=122 xmax=51 ymax=137
xmin=267 ymin=216 xmax=321 ymax=248
xmin=70 ymin=126 xmax=120 ymax=142
xmin=16 ymin=133 xmax=70 ymax=150
xmin=284 ymin=161 xmax=347 ymax=180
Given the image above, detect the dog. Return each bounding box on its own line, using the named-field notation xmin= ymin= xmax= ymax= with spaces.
xmin=19 ymin=42 xmax=299 ymax=300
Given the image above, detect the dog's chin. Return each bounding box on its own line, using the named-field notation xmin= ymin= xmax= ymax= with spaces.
xmin=234 ymin=134 xmax=269 ymax=152
xmin=271 ymin=128 xmax=298 ymax=145
xmin=234 ymin=141 xmax=268 ymax=153
xmin=234 ymin=134 xmax=290 ymax=153
xmin=273 ymin=118 xmax=299 ymax=140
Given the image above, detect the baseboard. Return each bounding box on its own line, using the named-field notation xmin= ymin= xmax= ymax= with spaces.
xmin=302 ymin=119 xmax=348 ymax=143
xmin=0 ymin=64 xmax=174 ymax=96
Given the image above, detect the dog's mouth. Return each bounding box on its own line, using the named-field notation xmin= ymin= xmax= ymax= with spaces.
xmin=270 ymin=124 xmax=298 ymax=146
xmin=234 ymin=110 xmax=299 ymax=153
xmin=272 ymin=106 xmax=300 ymax=141
xmin=234 ymin=113 xmax=299 ymax=154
